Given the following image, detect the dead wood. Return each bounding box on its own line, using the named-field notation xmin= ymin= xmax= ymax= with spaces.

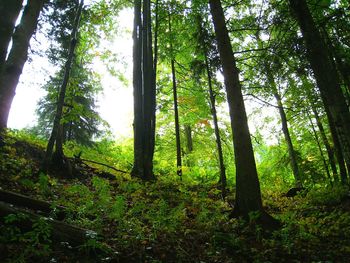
xmin=0 ymin=189 xmax=66 ymax=220
xmin=0 ymin=201 xmax=95 ymax=246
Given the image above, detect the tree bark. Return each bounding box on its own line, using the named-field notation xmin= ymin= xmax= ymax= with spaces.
xmin=0 ymin=0 xmax=23 ymax=69
xmin=209 ymin=0 xmax=271 ymax=221
xmin=44 ymin=0 xmax=84 ymax=169
xmin=0 ymin=0 xmax=44 ymax=129
xmin=289 ymin=0 xmax=350 ymax=181
xmin=131 ymin=0 xmax=144 ymax=178
xmin=131 ymin=0 xmax=156 ymax=180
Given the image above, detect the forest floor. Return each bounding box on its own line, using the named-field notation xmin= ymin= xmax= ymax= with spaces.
xmin=1 ymin=132 xmax=350 ymax=262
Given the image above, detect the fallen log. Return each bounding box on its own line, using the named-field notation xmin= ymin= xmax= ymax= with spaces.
xmin=0 ymin=189 xmax=66 ymax=220
xmin=0 ymin=201 xmax=95 ymax=247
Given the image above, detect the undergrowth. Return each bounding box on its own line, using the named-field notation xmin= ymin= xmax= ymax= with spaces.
xmin=0 ymin=131 xmax=350 ymax=262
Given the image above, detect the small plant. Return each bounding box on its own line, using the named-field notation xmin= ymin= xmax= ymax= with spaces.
xmin=1 ymin=213 xmax=52 ymax=261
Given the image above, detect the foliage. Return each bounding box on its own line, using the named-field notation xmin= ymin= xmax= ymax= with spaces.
xmin=1 ymin=131 xmax=350 ymax=261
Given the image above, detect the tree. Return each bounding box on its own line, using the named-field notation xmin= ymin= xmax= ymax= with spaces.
xmin=209 ymin=0 xmax=274 ymax=222
xmin=0 ymin=0 xmax=45 ymax=130
xmin=44 ymin=0 xmax=84 ymax=170
xmin=168 ymin=8 xmax=182 ymax=178
xmin=0 ymin=0 xmax=23 ymax=70
xmin=288 ymin=0 xmax=350 ymax=184
xmin=131 ymin=0 xmax=156 ymax=180
xmin=36 ymin=65 xmax=105 ymax=145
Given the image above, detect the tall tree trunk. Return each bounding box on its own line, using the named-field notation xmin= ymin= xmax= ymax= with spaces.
xmin=310 ymin=103 xmax=338 ymax=181
xmin=321 ymin=26 xmax=350 ymax=95
xmin=263 ymin=63 xmax=302 ymax=187
xmin=325 ymin=102 xmax=348 ymax=183
xmin=204 ymin=53 xmax=226 ymax=199
xmin=299 ymin=71 xmax=341 ymax=182
xmin=168 ymin=12 xmax=182 ymax=177
xmin=44 ymin=0 xmax=84 ymax=169
xmin=273 ymin=90 xmax=302 ymax=187
xmin=131 ymin=0 xmax=156 ymax=180
xmin=306 ymin=110 xmax=333 ymax=184
xmin=131 ymin=0 xmax=144 ymax=178
xmin=289 ymin=0 xmax=350 ymax=179
xmin=209 ymin=0 xmax=273 ymax=222
xmin=142 ymin=0 xmax=155 ymax=179
xmin=0 ymin=0 xmax=23 ymax=69
xmin=0 ymin=0 xmax=44 ymax=130
xmin=170 ymin=59 xmax=182 ymax=177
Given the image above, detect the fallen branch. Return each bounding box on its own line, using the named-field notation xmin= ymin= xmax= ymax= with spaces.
xmin=75 ymin=157 xmax=129 ymax=174
xmin=0 ymin=189 xmax=66 ymax=220
xmin=0 ymin=201 xmax=95 ymax=246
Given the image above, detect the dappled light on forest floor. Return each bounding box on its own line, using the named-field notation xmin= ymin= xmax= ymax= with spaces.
xmin=1 ymin=132 xmax=350 ymax=262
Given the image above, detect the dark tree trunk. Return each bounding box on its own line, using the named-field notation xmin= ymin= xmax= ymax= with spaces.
xmin=289 ymin=0 xmax=350 ymax=180
xmin=209 ymin=0 xmax=272 ymax=222
xmin=184 ymin=125 xmax=193 ymax=154
xmin=0 ymin=0 xmax=23 ymax=69
xmin=0 ymin=0 xmax=44 ymax=129
xmin=170 ymin=59 xmax=182 ymax=177
xmin=310 ymin=103 xmax=338 ymax=181
xmin=204 ymin=53 xmax=226 ymax=199
xmin=306 ymin=110 xmax=333 ymax=184
xmin=168 ymin=10 xmax=182 ymax=178
xmin=131 ymin=0 xmax=144 ymax=178
xmin=131 ymin=0 xmax=156 ymax=180
xmin=299 ymin=71 xmax=342 ymax=182
xmin=44 ymin=0 xmax=84 ymax=169
xmin=326 ymin=106 xmax=349 ymax=184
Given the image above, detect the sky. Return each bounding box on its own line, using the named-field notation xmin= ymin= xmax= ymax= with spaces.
xmin=8 ymin=7 xmax=134 ymax=139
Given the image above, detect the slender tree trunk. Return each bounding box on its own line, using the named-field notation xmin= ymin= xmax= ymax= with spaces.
xmin=44 ymin=0 xmax=84 ymax=169
xmin=299 ymin=71 xmax=341 ymax=182
xmin=0 ymin=0 xmax=23 ymax=69
xmin=325 ymin=103 xmax=348 ymax=183
xmin=306 ymin=110 xmax=333 ymax=184
xmin=168 ymin=10 xmax=182 ymax=178
xmin=321 ymin=26 xmax=350 ymax=95
xmin=204 ymin=53 xmax=226 ymax=199
xmin=171 ymin=59 xmax=182 ymax=177
xmin=273 ymin=90 xmax=302 ymax=187
xmin=289 ymin=0 xmax=350 ymax=178
xmin=263 ymin=63 xmax=302 ymax=187
xmin=184 ymin=125 xmax=193 ymax=153
xmin=209 ymin=0 xmax=273 ymax=223
xmin=0 ymin=0 xmax=44 ymax=129
xmin=131 ymin=0 xmax=156 ymax=180
xmin=310 ymin=103 xmax=338 ymax=181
